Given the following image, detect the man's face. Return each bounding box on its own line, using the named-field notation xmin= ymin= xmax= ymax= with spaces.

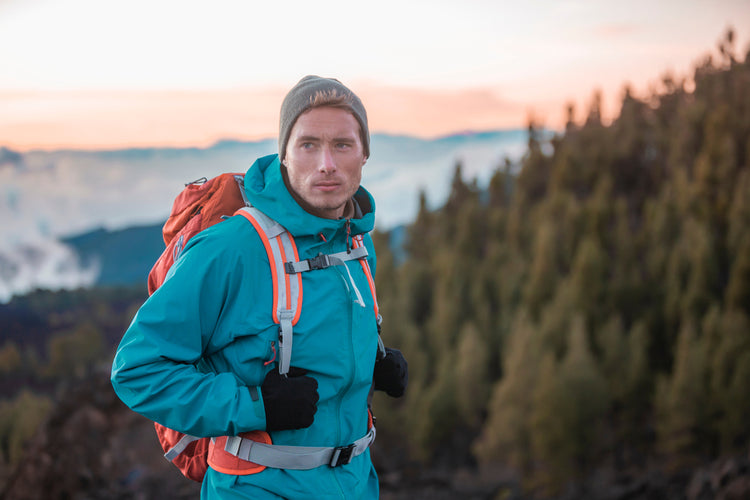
xmin=283 ymin=106 xmax=367 ymax=219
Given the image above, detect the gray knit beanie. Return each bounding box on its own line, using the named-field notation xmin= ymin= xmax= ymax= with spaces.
xmin=278 ymin=75 xmax=369 ymax=161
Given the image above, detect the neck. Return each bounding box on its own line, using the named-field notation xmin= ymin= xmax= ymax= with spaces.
xmin=339 ymin=198 xmax=355 ymax=219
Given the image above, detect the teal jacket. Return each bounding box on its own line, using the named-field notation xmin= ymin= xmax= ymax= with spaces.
xmin=111 ymin=154 xmax=380 ymax=499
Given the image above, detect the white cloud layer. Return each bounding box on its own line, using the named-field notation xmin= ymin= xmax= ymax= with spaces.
xmin=0 ymin=131 xmax=528 ymax=301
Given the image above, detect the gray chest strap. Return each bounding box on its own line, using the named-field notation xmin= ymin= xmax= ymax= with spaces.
xmin=284 ymin=246 xmax=369 ymax=274
xmin=219 ymin=426 xmax=376 ymax=470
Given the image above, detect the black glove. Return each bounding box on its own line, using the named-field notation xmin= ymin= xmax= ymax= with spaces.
xmin=260 ymin=367 xmax=319 ymax=432
xmin=373 ymin=347 xmax=408 ymax=398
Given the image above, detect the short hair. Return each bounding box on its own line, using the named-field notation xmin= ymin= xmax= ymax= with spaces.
xmin=309 ymin=89 xmax=352 ymax=108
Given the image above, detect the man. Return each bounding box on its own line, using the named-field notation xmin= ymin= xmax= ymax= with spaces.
xmin=111 ymin=76 xmax=408 ymax=499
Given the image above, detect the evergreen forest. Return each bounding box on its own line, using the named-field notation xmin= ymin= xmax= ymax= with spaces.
xmin=370 ymin=29 xmax=750 ymax=496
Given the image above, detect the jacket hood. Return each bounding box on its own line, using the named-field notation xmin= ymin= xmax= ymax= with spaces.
xmin=243 ymin=154 xmax=375 ymax=240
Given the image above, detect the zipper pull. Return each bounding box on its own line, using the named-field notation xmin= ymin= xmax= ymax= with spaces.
xmin=345 ymin=219 xmax=352 ymax=254
xmin=264 ymin=341 xmax=277 ymax=366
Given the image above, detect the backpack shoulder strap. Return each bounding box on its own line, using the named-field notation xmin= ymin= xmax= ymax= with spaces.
xmin=353 ymin=235 xmax=387 ymax=360
xmin=235 ymin=205 xmax=386 ymax=369
xmin=235 ymin=206 xmax=301 ymax=375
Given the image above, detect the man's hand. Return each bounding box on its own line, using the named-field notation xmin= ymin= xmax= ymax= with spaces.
xmin=373 ymin=348 xmax=408 ymax=398
xmin=260 ymin=367 xmax=319 ymax=431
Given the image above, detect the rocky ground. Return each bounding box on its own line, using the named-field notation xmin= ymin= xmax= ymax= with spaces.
xmin=2 ymin=371 xmax=748 ymax=499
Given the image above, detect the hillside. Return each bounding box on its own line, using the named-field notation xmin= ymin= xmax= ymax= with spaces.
xmin=367 ymin=30 xmax=750 ymax=497
xmin=63 ymin=225 xmax=164 ymax=287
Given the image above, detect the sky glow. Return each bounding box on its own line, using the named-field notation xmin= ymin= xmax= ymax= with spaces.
xmin=0 ymin=0 xmax=748 ymax=150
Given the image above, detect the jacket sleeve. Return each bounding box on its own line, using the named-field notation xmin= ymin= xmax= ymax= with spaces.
xmin=110 ymin=227 xmax=267 ymax=437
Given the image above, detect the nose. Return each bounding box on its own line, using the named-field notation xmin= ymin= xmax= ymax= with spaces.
xmin=319 ymin=147 xmax=337 ymax=174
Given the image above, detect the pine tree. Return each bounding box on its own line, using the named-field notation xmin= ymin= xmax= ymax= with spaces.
xmin=597 ymin=315 xmax=629 ymax=405
xmin=725 ymin=234 xmax=750 ymax=313
xmin=623 ymin=320 xmax=652 ymax=427
xmin=655 ymin=319 xmax=711 ymax=463
xmin=523 ymin=221 xmax=560 ymax=317
xmin=410 ymin=356 xmax=459 ymax=461
xmin=727 ymin=169 xmax=750 ymax=255
xmin=708 ymin=309 xmax=750 ymax=450
xmin=0 ymin=390 xmax=53 ymax=465
xmin=516 ymin=120 xmax=552 ymax=207
xmin=0 ymin=341 xmax=22 ymax=374
xmin=454 ymin=321 xmax=490 ymax=428
xmin=529 ymin=316 xmax=610 ymax=492
xmin=474 ymin=312 xmax=542 ymax=470
xmin=568 ymin=234 xmax=609 ymax=324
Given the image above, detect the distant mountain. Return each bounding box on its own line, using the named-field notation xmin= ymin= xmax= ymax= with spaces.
xmin=0 ymin=130 xmax=529 ymax=301
xmin=63 ymin=224 xmax=164 ymax=288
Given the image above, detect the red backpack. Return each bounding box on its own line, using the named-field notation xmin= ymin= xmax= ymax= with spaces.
xmin=147 ymin=173 xmax=382 ymax=482
xmin=147 ymin=173 xmax=247 ymax=481
xmin=148 ymin=173 xmax=246 ymax=295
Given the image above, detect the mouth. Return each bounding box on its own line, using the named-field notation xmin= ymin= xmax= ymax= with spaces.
xmin=314 ymin=181 xmax=341 ymax=192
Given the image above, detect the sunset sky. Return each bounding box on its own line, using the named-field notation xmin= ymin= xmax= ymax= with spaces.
xmin=1 ymin=0 xmax=748 ymax=151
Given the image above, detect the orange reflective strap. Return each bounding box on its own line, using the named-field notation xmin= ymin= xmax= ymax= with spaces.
xmin=287 ymin=234 xmax=303 ymax=324
xmin=276 ymin=236 xmax=292 ymax=312
xmin=236 ymin=210 xmax=281 ymax=323
xmin=354 ymin=235 xmax=379 ymax=318
xmin=274 ymin=233 xmax=303 ymax=325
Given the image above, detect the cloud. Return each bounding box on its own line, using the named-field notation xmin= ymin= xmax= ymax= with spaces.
xmin=0 ymin=239 xmax=100 ymax=303
xmin=0 ymin=130 xmax=530 ymax=300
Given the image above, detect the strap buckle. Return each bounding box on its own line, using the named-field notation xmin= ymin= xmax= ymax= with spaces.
xmin=329 ymin=444 xmax=355 ymax=467
xmin=284 ymin=254 xmax=330 ymax=274
xmin=307 ymin=254 xmax=330 ymax=270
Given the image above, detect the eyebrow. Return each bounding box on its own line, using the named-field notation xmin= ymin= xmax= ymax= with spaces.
xmin=296 ymin=135 xmax=320 ymax=143
xmin=295 ymin=135 xmax=356 ymax=143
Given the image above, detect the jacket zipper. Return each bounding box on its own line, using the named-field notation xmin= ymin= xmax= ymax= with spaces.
xmin=332 ymin=275 xmax=356 ymax=498
xmin=345 ymin=219 xmax=352 ymax=254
